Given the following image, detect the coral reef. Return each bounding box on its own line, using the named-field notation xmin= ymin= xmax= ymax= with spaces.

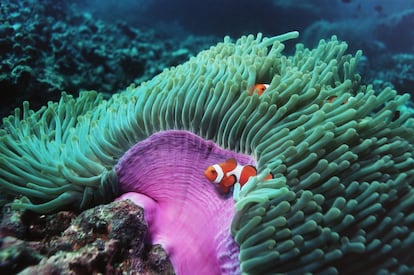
xmin=0 ymin=0 xmax=217 ymax=117
xmin=1 ymin=30 xmax=414 ymax=274
xmin=363 ymin=53 xmax=414 ymax=94
xmin=0 ymin=200 xmax=173 ymax=274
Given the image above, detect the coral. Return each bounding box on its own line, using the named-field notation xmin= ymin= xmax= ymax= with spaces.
xmin=365 ymin=53 xmax=414 ymax=94
xmin=1 ymin=31 xmax=414 ymax=274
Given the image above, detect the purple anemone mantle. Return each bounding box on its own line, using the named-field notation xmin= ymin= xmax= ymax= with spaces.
xmin=115 ymin=130 xmax=254 ymax=275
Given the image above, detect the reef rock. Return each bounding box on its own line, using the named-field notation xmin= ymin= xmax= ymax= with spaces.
xmin=0 ymin=200 xmax=174 ymax=274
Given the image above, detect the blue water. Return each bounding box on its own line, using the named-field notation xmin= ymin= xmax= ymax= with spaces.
xmin=81 ymin=0 xmax=414 ymax=52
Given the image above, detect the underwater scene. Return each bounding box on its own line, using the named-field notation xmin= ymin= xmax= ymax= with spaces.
xmin=1 ymin=0 xmax=414 ymax=274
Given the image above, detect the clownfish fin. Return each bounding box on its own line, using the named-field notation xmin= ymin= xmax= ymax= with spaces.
xmin=220 ymin=184 xmax=231 ymax=194
xmin=265 ymin=172 xmax=274 ymax=180
xmin=221 ymin=174 xmax=237 ymax=187
xmin=220 ymin=158 xmax=238 ymax=172
xmin=219 ymin=175 xmax=237 ymax=194
xmin=227 ymin=158 xmax=238 ymax=166
xmin=239 ymin=165 xmax=257 ymax=185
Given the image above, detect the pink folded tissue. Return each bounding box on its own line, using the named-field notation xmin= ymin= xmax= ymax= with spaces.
xmin=116 ymin=130 xmax=254 ymax=275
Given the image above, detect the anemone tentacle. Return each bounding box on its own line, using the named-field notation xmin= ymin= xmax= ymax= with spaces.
xmin=1 ymin=31 xmax=414 ymax=273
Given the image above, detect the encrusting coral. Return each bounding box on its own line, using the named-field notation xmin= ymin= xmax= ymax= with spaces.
xmin=1 ymin=31 xmax=414 ymax=274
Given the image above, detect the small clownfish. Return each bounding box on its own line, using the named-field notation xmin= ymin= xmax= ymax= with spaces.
xmin=326 ymin=96 xmax=353 ymax=104
xmin=327 ymin=96 xmax=338 ymax=103
xmin=204 ymin=158 xmax=273 ymax=194
xmin=249 ymin=84 xmax=270 ymax=96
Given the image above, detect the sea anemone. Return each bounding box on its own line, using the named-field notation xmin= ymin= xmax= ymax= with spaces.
xmin=1 ymin=31 xmax=414 ymax=274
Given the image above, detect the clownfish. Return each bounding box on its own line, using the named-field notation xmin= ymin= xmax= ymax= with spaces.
xmin=326 ymin=95 xmax=355 ymax=104
xmin=204 ymin=158 xmax=273 ymax=194
xmin=327 ymin=95 xmax=350 ymax=104
xmin=327 ymin=96 xmax=339 ymax=103
xmin=249 ymin=84 xmax=270 ymax=96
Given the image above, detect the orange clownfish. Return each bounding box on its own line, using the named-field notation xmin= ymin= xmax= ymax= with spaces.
xmin=249 ymin=84 xmax=270 ymax=96
xmin=326 ymin=96 xmax=355 ymax=104
xmin=204 ymin=158 xmax=273 ymax=194
xmin=327 ymin=96 xmax=339 ymax=103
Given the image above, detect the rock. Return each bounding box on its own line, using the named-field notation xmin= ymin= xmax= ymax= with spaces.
xmin=0 ymin=200 xmax=174 ymax=274
xmin=0 ymin=236 xmax=42 ymax=274
xmin=0 ymin=206 xmax=27 ymax=239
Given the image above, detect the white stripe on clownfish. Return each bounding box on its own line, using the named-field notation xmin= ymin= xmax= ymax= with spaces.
xmin=226 ymin=164 xmax=244 ymax=183
xmin=212 ymin=164 xmax=224 ymax=184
